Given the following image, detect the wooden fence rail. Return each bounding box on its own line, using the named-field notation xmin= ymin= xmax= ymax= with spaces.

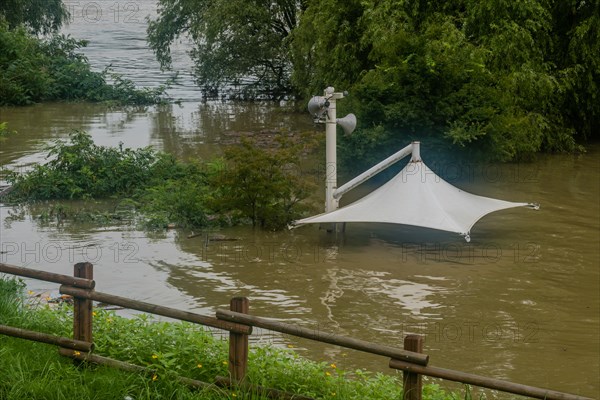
xmin=0 ymin=262 xmax=594 ymax=400
xmin=59 ymin=285 xmax=251 ymax=334
xmin=0 ymin=262 xmax=94 ymax=289
xmin=389 ymin=359 xmax=589 ymax=400
xmin=215 ymin=308 xmax=429 ymax=366
xmin=0 ymin=324 xmax=93 ymax=352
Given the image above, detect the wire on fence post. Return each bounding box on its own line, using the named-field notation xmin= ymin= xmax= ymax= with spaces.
xmin=403 ymin=334 xmax=424 ymax=400
xmin=72 ymin=262 xmax=94 ymax=364
xmin=228 ymin=297 xmax=249 ymax=382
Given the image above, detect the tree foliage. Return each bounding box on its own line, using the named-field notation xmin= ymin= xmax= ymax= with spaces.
xmin=0 ymin=21 xmax=168 ymax=106
xmin=150 ymin=0 xmax=597 ymax=162
xmin=549 ymin=0 xmax=599 ymax=141
xmin=291 ymin=0 xmax=598 ymax=165
xmin=147 ymin=0 xmax=306 ymax=99
xmin=209 ymin=137 xmax=314 ymax=229
xmin=6 ymin=131 xmax=166 ymax=200
xmin=0 ymin=0 xmax=69 ymax=35
xmin=290 ymin=0 xmax=369 ymax=99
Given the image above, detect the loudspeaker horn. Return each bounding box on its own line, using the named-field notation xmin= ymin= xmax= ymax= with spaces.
xmin=336 ymin=113 xmax=357 ymax=135
xmin=308 ymin=96 xmax=328 ymax=119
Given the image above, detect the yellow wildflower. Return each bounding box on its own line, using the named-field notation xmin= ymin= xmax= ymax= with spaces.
xmin=27 ymin=290 xmax=34 ymax=295
xmin=152 ymin=354 xmax=158 ymax=359
xmin=325 ymin=371 xmax=331 ymax=376
xmin=152 ymin=374 xmax=158 ymax=381
xmin=197 ymin=363 xmax=202 ymax=369
xmin=287 ymin=344 xmax=294 ymax=348
xmin=73 ymin=351 xmax=81 ymax=356
xmin=222 ymin=361 xmax=228 ymax=366
xmin=330 ymin=363 xmax=337 ymax=369
xmin=92 ymin=311 xmax=97 ymax=316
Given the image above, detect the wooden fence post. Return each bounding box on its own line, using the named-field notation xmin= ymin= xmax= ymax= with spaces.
xmin=73 ymin=263 xmax=93 ymax=346
xmin=403 ymin=334 xmax=424 ymax=400
xmin=228 ymin=297 xmax=249 ymax=382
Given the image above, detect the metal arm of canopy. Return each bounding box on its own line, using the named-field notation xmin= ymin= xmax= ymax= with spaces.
xmin=333 ymin=142 xmax=420 ymax=200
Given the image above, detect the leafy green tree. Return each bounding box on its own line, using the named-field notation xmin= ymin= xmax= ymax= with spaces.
xmin=0 ymin=0 xmax=68 ymax=35
xmin=293 ymin=0 xmax=596 ymax=167
xmin=209 ymin=137 xmax=314 ymax=229
xmin=550 ymin=0 xmax=599 ymax=142
xmin=443 ymin=0 xmax=562 ymax=158
xmin=147 ymin=0 xmax=306 ymax=98
xmin=290 ymin=0 xmax=369 ymax=99
xmin=0 ymin=20 xmax=168 ymax=106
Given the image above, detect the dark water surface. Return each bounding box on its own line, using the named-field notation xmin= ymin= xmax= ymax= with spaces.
xmin=0 ymin=1 xmax=598 ymax=397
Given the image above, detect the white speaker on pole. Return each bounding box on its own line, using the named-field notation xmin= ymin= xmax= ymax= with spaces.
xmin=308 ymin=96 xmax=328 ymax=119
xmin=336 ymin=113 xmax=357 ymax=135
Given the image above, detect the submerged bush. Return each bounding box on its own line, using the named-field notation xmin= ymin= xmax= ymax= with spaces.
xmin=138 ymin=160 xmax=216 ymax=229
xmin=0 ymin=122 xmax=16 ymax=138
xmin=7 ymin=131 xmax=166 ymax=200
xmin=209 ymin=137 xmax=316 ymax=230
xmin=6 ymin=131 xmax=315 ymax=230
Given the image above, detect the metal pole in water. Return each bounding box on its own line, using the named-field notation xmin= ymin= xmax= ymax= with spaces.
xmin=325 ymin=86 xmax=338 ymax=213
xmin=324 ymin=87 xmax=348 ymax=213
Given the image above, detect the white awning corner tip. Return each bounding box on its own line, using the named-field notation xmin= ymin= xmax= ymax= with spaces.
xmin=527 ymin=202 xmax=541 ymax=210
xmin=288 ymin=221 xmax=300 ymax=230
xmin=461 ymin=233 xmax=471 ymax=243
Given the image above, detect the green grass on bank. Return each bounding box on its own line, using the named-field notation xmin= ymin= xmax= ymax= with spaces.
xmin=0 ymin=277 xmax=460 ymax=400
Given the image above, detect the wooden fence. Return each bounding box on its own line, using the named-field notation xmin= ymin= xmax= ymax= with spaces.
xmin=0 ymin=262 xmax=593 ymax=400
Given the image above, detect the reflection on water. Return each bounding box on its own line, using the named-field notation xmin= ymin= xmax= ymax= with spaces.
xmin=0 ymin=101 xmax=314 ymax=179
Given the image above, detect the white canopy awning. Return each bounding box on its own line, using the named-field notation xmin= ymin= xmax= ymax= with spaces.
xmin=293 ymin=160 xmax=538 ymax=241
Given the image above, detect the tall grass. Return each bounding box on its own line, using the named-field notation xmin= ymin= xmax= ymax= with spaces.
xmin=0 ymin=277 xmax=458 ymax=399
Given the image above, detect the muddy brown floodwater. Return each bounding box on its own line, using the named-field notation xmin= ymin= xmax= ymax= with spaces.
xmin=1 ymin=1 xmax=598 ymax=397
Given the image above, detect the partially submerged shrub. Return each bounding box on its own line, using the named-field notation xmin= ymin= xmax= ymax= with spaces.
xmin=209 ymin=137 xmax=315 ymax=230
xmin=7 ymin=131 xmax=316 ymax=230
xmin=7 ymin=131 xmax=164 ymax=200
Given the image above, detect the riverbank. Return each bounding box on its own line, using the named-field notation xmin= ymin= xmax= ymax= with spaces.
xmin=0 ymin=277 xmax=457 ymax=399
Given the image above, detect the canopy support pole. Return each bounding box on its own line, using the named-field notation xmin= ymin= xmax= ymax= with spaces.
xmin=325 ymin=87 xmax=345 ymax=213
xmin=333 ymin=142 xmax=419 ymax=201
